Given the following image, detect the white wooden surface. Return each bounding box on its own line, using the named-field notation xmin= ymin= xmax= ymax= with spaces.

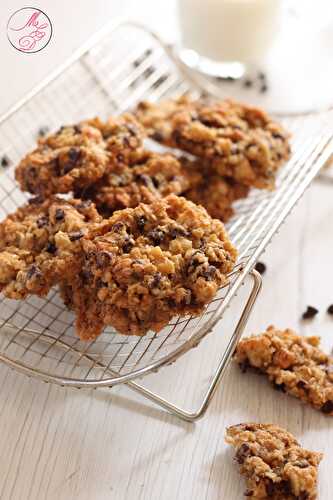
xmin=0 ymin=178 xmax=331 ymax=500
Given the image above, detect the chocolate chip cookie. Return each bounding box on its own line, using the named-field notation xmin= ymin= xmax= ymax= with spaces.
xmin=61 ymin=194 xmax=237 ymax=339
xmin=234 ymin=326 xmax=333 ymax=415
xmin=0 ymin=197 xmax=101 ymax=299
xmin=226 ymin=423 xmax=322 ymax=499
xmin=136 ymin=96 xmax=291 ymax=189
xmin=15 ymin=114 xmax=145 ymax=197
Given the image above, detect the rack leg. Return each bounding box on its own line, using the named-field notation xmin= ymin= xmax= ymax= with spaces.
xmin=123 ymin=270 xmax=262 ymax=422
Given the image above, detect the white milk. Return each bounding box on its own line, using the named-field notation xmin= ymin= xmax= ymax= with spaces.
xmin=178 ymin=0 xmax=282 ymax=63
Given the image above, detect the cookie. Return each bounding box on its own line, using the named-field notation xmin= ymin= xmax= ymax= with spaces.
xmin=76 ymin=151 xmax=191 ymax=216
xmin=234 ymin=326 xmax=333 ymax=415
xmin=226 ymin=423 xmax=322 ymax=500
xmin=181 ymin=157 xmax=249 ymax=222
xmin=15 ymin=114 xmax=145 ymax=197
xmin=136 ymin=96 xmax=291 ymax=189
xmin=61 ymin=194 xmax=237 ymax=339
xmin=0 ymin=197 xmax=101 ymax=299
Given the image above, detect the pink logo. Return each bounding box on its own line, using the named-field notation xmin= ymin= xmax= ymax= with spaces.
xmin=7 ymin=7 xmax=52 ymax=53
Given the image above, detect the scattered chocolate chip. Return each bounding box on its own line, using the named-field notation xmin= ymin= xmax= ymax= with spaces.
xmin=73 ymin=124 xmax=81 ymax=134
xmin=298 ymin=492 xmax=309 ymax=500
xmin=152 ymin=177 xmax=160 ymax=188
xmin=243 ymin=79 xmax=253 ymax=88
xmin=136 ymin=216 xmax=146 ymax=232
xmin=279 ymin=480 xmax=291 ymax=495
xmin=150 ymin=273 xmax=162 ymax=289
xmin=69 ymin=230 xmax=84 ymax=241
xmin=1 ymin=155 xmax=11 ymax=167
xmin=112 ymin=222 xmax=125 ymax=232
xmin=321 ymin=400 xmax=333 ymax=414
xmin=254 ymin=262 xmax=266 ymax=275
xmin=55 ymin=208 xmax=65 ymax=221
xmin=77 ymin=200 xmax=92 ymax=209
xmin=81 ymin=269 xmax=93 ymax=282
xmin=244 ymin=490 xmax=253 ymax=497
xmin=28 ymin=195 xmax=44 ymax=205
xmin=170 ymin=227 xmax=189 ymax=239
xmin=302 ymin=306 xmax=319 ymax=320
xmin=260 ymin=84 xmax=268 ymax=93
xmin=56 ymin=126 xmax=65 ymax=135
xmin=63 ymin=163 xmax=76 ymax=174
xmin=38 ymin=126 xmax=49 ymax=138
xmin=36 ymin=216 xmax=49 ymax=228
xmin=235 ymin=443 xmax=251 ymax=464
xmin=46 ymin=242 xmax=56 ymax=254
xmin=258 ymin=71 xmax=266 ymax=81
xmin=327 ymin=304 xmax=333 ymax=315
xmin=135 ymin=173 xmax=151 ymax=186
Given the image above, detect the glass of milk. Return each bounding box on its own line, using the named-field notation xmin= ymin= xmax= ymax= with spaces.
xmin=178 ymin=0 xmax=282 ymax=77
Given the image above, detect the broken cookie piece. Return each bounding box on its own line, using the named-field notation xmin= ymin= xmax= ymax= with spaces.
xmin=226 ymin=423 xmax=322 ymax=500
xmin=0 ymin=197 xmax=101 ymax=299
xmin=234 ymin=326 xmax=333 ymax=415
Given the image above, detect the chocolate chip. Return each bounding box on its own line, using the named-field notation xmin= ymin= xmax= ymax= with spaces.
xmin=327 ymin=304 xmax=333 ymax=315
xmin=148 ymin=229 xmax=165 ymax=246
xmin=265 ymin=478 xmax=275 ymax=497
xmin=69 ymin=230 xmax=84 ymax=241
xmin=55 ymin=208 xmax=65 ymax=221
xmin=28 ymin=195 xmax=44 ymax=205
xmin=135 ymin=173 xmax=151 ymax=186
xmin=112 ymin=222 xmax=125 ymax=232
xmin=298 ymin=492 xmax=310 ymax=500
xmin=38 ymin=126 xmax=49 ymax=137
xmin=150 ymin=273 xmax=162 ymax=288
xmin=321 ymin=400 xmax=333 ymax=414
xmin=1 ymin=155 xmax=11 ymax=167
xmin=95 ymin=251 xmax=114 ymax=268
xmin=254 ymin=262 xmax=266 ymax=275
xmin=151 ymin=130 xmax=164 ymax=142
xmin=63 ymin=163 xmax=76 ymax=174
xmin=296 ymin=380 xmax=307 ymax=390
xmin=36 ymin=216 xmax=48 ymax=228
xmin=68 ymin=148 xmax=81 ymax=163
xmin=170 ymin=227 xmax=189 ymax=239
xmin=272 ymin=133 xmax=285 ymax=140
xmin=235 ymin=443 xmax=251 ymax=464
xmin=302 ymin=306 xmax=318 ymax=320
xmin=126 ymin=123 xmax=139 ymax=137
xmin=201 ymin=265 xmax=217 ymax=281
xmin=123 ymin=240 xmax=133 ymax=254
xmin=77 ymin=200 xmax=92 ymax=209
xmin=117 ymin=153 xmax=125 ymax=162
xmin=258 ymin=71 xmax=266 ymax=80
xmin=81 ymin=269 xmax=92 ymax=282
xmin=46 ymin=242 xmax=56 ymax=254
xmin=243 ymin=79 xmax=253 ymax=88
xmin=279 ymin=480 xmax=291 ymax=495
xmin=136 ymin=216 xmax=146 ymax=232
xmin=56 ymin=126 xmax=65 ymax=135
xmin=244 ymin=490 xmax=253 ymax=497
xmin=26 ymin=265 xmax=42 ymax=279
xmin=73 ymin=124 xmax=82 ymax=134
xmin=260 ymin=84 xmax=268 ymax=93
xmin=152 ymin=177 xmax=160 ymax=188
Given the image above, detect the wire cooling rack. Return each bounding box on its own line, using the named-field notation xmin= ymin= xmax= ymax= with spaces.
xmin=0 ymin=21 xmax=332 ymax=421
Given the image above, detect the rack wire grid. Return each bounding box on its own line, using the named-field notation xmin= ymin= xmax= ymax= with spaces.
xmin=0 ymin=21 xmax=332 ymax=421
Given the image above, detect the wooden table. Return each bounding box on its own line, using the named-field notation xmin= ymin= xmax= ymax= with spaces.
xmin=0 ymin=178 xmax=332 ymax=500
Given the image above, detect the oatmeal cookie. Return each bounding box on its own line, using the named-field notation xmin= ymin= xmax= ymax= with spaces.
xmin=62 ymin=194 xmax=237 ymax=339
xmin=77 ymin=151 xmax=191 ymax=216
xmin=15 ymin=114 xmax=145 ymax=197
xmin=226 ymin=423 xmax=322 ymax=499
xmin=181 ymin=157 xmax=249 ymax=221
xmin=234 ymin=326 xmax=333 ymax=415
xmin=136 ymin=96 xmax=291 ymax=189
xmin=0 ymin=197 xmax=101 ymax=299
